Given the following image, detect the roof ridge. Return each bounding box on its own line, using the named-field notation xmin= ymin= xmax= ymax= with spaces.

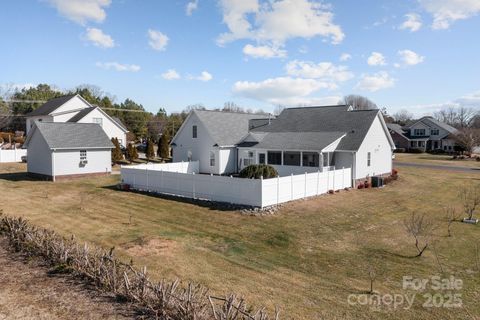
xmin=285 ymin=104 xmax=348 ymax=110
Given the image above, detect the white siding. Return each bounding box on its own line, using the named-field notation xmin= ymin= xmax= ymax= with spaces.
xmin=171 ymin=112 xmax=220 ymax=174
xmin=53 ymin=149 xmax=112 ymax=176
xmin=219 ymin=148 xmax=236 ymax=174
xmin=52 ymin=111 xmax=80 ymax=122
xmin=26 ymin=116 xmax=53 ymax=134
xmin=51 ymin=96 xmax=89 ymax=115
xmin=76 ymin=108 xmax=127 ymax=146
xmin=355 ymin=115 xmax=393 ymax=179
xmin=27 ymin=132 xmax=53 ymax=176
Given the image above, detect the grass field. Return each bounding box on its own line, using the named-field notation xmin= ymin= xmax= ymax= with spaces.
xmin=0 ymin=163 xmax=479 ymax=319
xmin=395 ymin=152 xmax=480 ymax=168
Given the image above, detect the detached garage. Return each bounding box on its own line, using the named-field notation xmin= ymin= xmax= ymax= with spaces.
xmin=24 ymin=122 xmax=113 ymax=181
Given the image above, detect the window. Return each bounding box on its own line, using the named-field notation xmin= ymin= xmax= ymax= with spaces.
xmin=248 ymin=151 xmax=254 ymax=158
xmin=210 ymin=151 xmax=215 ymax=167
xmin=93 ymin=118 xmax=103 ymax=127
xmin=302 ymin=152 xmax=319 ymax=167
xmin=367 ymin=152 xmax=371 ymax=167
xmin=259 ymin=153 xmax=266 ymax=164
xmin=192 ymin=125 xmax=197 ymax=138
xmin=283 ymin=151 xmax=301 ymax=166
xmin=267 ymin=151 xmax=282 ymax=165
xmin=80 ymin=150 xmax=87 ymax=161
xmin=430 ymin=129 xmax=439 ymax=135
xmin=38 ymin=119 xmax=43 ymax=122
xmin=414 ymin=128 xmax=426 ymax=136
xmin=118 ymin=139 xmax=123 ymax=146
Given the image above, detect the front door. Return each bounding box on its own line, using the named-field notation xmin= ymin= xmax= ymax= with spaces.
xmin=259 ymin=153 xmax=266 ymax=164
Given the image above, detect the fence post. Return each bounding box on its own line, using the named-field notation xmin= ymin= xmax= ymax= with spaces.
xmin=342 ymin=167 xmax=345 ymax=189
xmin=316 ymin=170 xmax=320 ymax=195
xmin=304 ymin=172 xmax=307 ymax=198
xmin=146 ymin=167 xmax=149 ymax=191
xmin=160 ymin=169 xmax=164 ymax=190
xmin=276 ymin=176 xmax=280 ymax=207
xmin=192 ymin=172 xmax=196 ymax=199
xmin=332 ymin=168 xmax=336 ymax=191
xmin=291 ymin=173 xmax=293 ymax=200
xmin=260 ymin=176 xmax=264 ymax=208
xmin=327 ymin=169 xmax=330 ymax=191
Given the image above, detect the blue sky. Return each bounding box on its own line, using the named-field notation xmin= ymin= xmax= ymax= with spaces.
xmin=0 ymin=0 xmax=479 ymax=116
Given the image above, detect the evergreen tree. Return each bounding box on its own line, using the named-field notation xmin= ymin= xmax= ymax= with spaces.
xmin=126 ymin=143 xmax=139 ymax=162
xmin=146 ymin=138 xmax=155 ymax=159
xmin=111 ymin=138 xmax=123 ymax=163
xmin=157 ymin=130 xmax=170 ymax=159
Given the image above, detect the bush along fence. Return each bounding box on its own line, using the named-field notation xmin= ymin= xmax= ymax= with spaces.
xmin=121 ymin=162 xmax=352 ymax=208
xmin=0 ymin=212 xmax=280 ymax=320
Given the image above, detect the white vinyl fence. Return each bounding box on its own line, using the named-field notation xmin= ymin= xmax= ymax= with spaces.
xmin=121 ymin=161 xmax=351 ymax=208
xmin=0 ymin=149 xmax=27 ymax=163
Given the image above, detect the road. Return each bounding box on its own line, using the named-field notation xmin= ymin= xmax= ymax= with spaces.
xmin=394 ymin=161 xmax=480 ymax=173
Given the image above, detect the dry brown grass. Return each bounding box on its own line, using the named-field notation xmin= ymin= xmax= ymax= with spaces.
xmin=0 ymin=163 xmax=479 ymax=319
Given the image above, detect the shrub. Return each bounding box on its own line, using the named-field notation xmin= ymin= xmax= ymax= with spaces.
xmin=239 ymin=164 xmax=278 ymax=179
xmin=157 ymin=130 xmax=170 ymax=159
xmin=476 ymin=156 xmax=480 ymax=162
xmin=364 ymin=181 xmax=371 ymax=188
xmin=357 ymin=183 xmax=365 ymax=189
xmin=111 ymin=138 xmax=124 ymax=163
xmin=146 ymin=138 xmax=155 ymax=159
xmin=394 ymin=148 xmax=405 ymax=153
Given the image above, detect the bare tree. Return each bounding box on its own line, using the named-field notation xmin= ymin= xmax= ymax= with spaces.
xmin=457 ymin=106 xmax=477 ymax=128
xmin=459 ymin=183 xmax=480 ymax=221
xmin=222 ymin=101 xmax=244 ymax=113
xmin=434 ymin=106 xmax=458 ymax=127
xmin=273 ymin=105 xmax=285 ymax=116
xmin=404 ymin=212 xmax=435 ymax=257
xmin=393 ymin=109 xmax=414 ymax=125
xmin=453 ymin=128 xmax=480 ymax=154
xmin=444 ymin=206 xmax=461 ymax=237
xmin=341 ymin=95 xmax=378 ymax=110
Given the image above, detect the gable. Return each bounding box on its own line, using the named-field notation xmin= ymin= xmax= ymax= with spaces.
xmin=171 ymin=111 xmax=215 ymax=147
xmin=52 ymin=95 xmax=91 ymax=115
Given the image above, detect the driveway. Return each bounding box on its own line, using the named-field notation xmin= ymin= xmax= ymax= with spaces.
xmin=394 ymin=161 xmax=480 ymax=173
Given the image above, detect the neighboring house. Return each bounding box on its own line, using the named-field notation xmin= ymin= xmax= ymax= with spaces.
xmin=387 ymin=116 xmax=458 ymax=152
xmin=25 ymin=94 xmax=128 ymax=146
xmin=24 ymin=122 xmax=113 ymax=181
xmin=171 ymin=106 xmax=395 ymax=183
xmin=171 ymin=110 xmax=270 ymax=174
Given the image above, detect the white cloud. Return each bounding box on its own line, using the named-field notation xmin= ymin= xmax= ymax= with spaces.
xmin=161 ymin=69 xmax=181 ymax=80
xmin=186 ymin=0 xmax=199 ymax=16
xmin=84 ymin=28 xmax=114 ymax=48
xmin=188 ymin=71 xmax=213 ymax=82
xmin=285 ymin=60 xmax=354 ymax=84
xmin=148 ymin=29 xmax=169 ymax=51
xmin=217 ymin=0 xmax=344 ymax=48
xmin=45 ymin=0 xmax=111 ymax=25
xmin=397 ymin=49 xmax=425 ymax=67
xmin=96 ymin=62 xmax=140 ymax=72
xmin=399 ymin=13 xmax=422 ymax=32
xmin=355 ymin=71 xmax=395 ymax=92
xmin=243 ymin=44 xmax=286 ymax=59
xmin=419 ymin=0 xmax=480 ymax=30
xmin=339 ymin=53 xmax=351 ymax=61
xmin=233 ymin=77 xmax=334 ymax=105
xmin=367 ymin=52 xmax=387 ymax=66
xmin=396 ymin=90 xmax=480 ymax=116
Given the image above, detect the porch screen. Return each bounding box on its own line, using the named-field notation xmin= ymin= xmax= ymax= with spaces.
xmin=267 ymin=151 xmax=282 ymax=165
xmin=283 ymin=151 xmax=301 ymax=166
xmin=302 ymin=152 xmax=319 ymax=167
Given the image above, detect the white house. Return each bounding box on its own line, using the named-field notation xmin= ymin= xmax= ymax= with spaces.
xmin=171 ymin=106 xmax=395 ymax=184
xmin=387 ymin=117 xmax=458 ymax=152
xmin=25 ymin=94 xmax=128 ymax=146
xmin=171 ymin=110 xmax=270 ymax=174
xmin=23 ymin=122 xmax=113 ymax=181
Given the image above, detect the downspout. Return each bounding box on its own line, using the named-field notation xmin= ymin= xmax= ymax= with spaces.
xmin=351 ymin=151 xmax=356 ymax=186
xmin=52 ymin=149 xmax=56 ymax=182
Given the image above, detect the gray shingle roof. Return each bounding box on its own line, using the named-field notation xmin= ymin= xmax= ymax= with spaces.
xmin=67 ymin=107 xmax=96 ymax=122
xmin=111 ymin=116 xmax=128 ymax=132
xmin=421 ymin=117 xmax=458 ymax=134
xmin=194 ymin=110 xmax=269 ymax=146
xmin=29 ymin=122 xmax=114 ymax=149
xmin=250 ymin=106 xmax=382 ymax=151
xmin=26 ymin=94 xmax=77 ymax=116
xmin=239 ymin=131 xmax=345 ymax=151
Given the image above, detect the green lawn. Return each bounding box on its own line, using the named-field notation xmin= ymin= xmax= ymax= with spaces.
xmin=395 ymin=152 xmax=480 ymax=168
xmin=0 ymin=163 xmax=479 ymax=319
